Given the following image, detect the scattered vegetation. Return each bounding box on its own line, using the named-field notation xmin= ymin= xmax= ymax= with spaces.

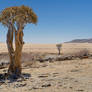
xmin=56 ymin=49 xmax=90 ymax=61
xmin=37 ymin=49 xmax=91 ymax=62
xmin=74 ymin=49 xmax=90 ymax=58
xmin=0 ymin=49 xmax=91 ymax=69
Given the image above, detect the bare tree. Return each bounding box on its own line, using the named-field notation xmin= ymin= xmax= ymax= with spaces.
xmin=0 ymin=5 xmax=37 ymax=77
xmin=56 ymin=44 xmax=62 ymax=55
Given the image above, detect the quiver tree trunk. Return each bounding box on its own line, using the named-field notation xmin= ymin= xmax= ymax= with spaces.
xmin=14 ymin=27 xmax=24 ymax=75
xmin=7 ymin=26 xmax=15 ymax=74
xmin=58 ymin=49 xmax=61 ymax=55
xmin=56 ymin=44 xmax=62 ymax=55
xmin=7 ymin=25 xmax=24 ymax=76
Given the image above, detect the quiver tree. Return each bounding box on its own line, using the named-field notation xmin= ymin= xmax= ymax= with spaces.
xmin=56 ymin=44 xmax=62 ymax=55
xmin=0 ymin=5 xmax=37 ymax=76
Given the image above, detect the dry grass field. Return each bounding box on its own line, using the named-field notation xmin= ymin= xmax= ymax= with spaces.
xmin=0 ymin=43 xmax=92 ymax=92
xmin=0 ymin=43 xmax=92 ymax=54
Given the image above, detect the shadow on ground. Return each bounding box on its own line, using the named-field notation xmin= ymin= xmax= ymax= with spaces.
xmin=0 ymin=72 xmax=31 ymax=85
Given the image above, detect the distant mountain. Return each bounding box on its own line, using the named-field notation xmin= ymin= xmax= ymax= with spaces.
xmin=66 ymin=38 xmax=92 ymax=43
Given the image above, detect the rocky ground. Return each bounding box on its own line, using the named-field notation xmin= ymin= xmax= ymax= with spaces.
xmin=0 ymin=58 xmax=92 ymax=92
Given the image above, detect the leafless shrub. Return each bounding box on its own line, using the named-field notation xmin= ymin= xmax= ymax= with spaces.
xmin=74 ymin=49 xmax=90 ymax=59
xmin=22 ymin=49 xmax=90 ymax=63
xmin=55 ymin=55 xmax=73 ymax=61
xmin=55 ymin=49 xmax=90 ymax=61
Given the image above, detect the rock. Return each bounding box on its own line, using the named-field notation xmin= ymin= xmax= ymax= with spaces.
xmin=0 ymin=74 xmax=4 ymax=80
xmin=3 ymin=70 xmax=7 ymax=73
xmin=76 ymin=89 xmax=84 ymax=91
xmin=0 ymin=86 xmax=2 ymax=89
xmin=42 ymin=83 xmax=51 ymax=87
xmin=69 ymin=86 xmax=73 ymax=89
xmin=38 ymin=75 xmax=48 ymax=78
xmin=0 ymin=60 xmax=9 ymax=69
xmin=15 ymin=83 xmax=27 ymax=88
xmin=70 ymin=69 xmax=79 ymax=72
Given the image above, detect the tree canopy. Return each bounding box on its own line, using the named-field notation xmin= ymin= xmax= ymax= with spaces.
xmin=0 ymin=5 xmax=37 ymax=28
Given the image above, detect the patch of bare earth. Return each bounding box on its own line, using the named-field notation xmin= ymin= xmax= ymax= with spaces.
xmin=0 ymin=58 xmax=92 ymax=92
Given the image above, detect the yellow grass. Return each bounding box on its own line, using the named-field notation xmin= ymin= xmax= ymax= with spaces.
xmin=0 ymin=43 xmax=92 ymax=54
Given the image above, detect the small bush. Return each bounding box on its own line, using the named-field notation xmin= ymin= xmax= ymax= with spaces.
xmin=55 ymin=49 xmax=90 ymax=61
xmin=74 ymin=49 xmax=90 ymax=58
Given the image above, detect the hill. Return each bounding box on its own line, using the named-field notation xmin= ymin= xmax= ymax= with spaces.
xmin=66 ymin=38 xmax=92 ymax=43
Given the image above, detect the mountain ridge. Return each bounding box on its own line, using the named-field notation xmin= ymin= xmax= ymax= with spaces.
xmin=66 ymin=38 xmax=92 ymax=43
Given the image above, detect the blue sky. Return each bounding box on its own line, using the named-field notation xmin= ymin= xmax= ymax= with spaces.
xmin=0 ymin=0 xmax=92 ymax=43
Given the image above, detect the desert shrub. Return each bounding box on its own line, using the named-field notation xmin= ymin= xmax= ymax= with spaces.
xmin=56 ymin=55 xmax=73 ymax=61
xmin=55 ymin=49 xmax=90 ymax=61
xmin=74 ymin=49 xmax=90 ymax=58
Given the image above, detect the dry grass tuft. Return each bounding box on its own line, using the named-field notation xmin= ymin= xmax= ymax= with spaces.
xmin=73 ymin=49 xmax=90 ymax=58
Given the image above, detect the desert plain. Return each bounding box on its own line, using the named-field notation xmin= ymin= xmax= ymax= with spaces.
xmin=0 ymin=43 xmax=92 ymax=92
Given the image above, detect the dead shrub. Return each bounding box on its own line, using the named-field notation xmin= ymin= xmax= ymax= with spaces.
xmin=56 ymin=49 xmax=90 ymax=61
xmin=74 ymin=49 xmax=90 ymax=59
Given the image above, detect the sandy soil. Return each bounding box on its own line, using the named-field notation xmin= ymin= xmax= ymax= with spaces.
xmin=0 ymin=59 xmax=92 ymax=92
xmin=0 ymin=43 xmax=92 ymax=92
xmin=0 ymin=43 xmax=92 ymax=54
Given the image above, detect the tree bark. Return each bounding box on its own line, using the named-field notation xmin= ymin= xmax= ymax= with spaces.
xmin=7 ymin=24 xmax=24 ymax=76
xmin=14 ymin=27 xmax=24 ymax=75
xmin=7 ymin=25 xmax=15 ymax=74
xmin=58 ymin=50 xmax=61 ymax=55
